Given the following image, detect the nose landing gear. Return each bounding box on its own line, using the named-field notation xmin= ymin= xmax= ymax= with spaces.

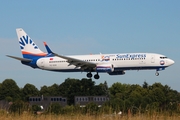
xmin=155 ymin=71 xmax=159 ymax=76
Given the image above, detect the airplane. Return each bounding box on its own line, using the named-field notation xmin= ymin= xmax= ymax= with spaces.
xmin=7 ymin=28 xmax=175 ymax=79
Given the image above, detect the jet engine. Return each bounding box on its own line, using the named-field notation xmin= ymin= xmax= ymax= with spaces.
xmin=96 ymin=64 xmax=114 ymax=72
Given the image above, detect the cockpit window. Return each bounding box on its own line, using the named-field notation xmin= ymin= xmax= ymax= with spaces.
xmin=160 ymin=57 xmax=168 ymax=59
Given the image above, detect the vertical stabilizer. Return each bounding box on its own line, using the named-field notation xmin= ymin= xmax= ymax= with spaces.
xmin=16 ymin=28 xmax=46 ymax=58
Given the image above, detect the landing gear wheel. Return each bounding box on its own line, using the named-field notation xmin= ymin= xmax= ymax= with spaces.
xmin=94 ymin=74 xmax=100 ymax=79
xmin=155 ymin=72 xmax=159 ymax=76
xmin=87 ymin=72 xmax=92 ymax=78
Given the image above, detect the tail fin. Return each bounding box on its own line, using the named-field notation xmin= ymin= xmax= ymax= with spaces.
xmin=16 ymin=28 xmax=47 ymax=59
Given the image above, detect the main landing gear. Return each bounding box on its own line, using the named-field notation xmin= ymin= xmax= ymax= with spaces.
xmin=155 ymin=71 xmax=159 ymax=76
xmin=87 ymin=72 xmax=92 ymax=78
xmin=94 ymin=73 xmax=100 ymax=79
xmin=86 ymin=72 xmax=100 ymax=79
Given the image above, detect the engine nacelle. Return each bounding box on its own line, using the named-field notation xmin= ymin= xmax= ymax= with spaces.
xmin=108 ymin=71 xmax=125 ymax=75
xmin=96 ymin=64 xmax=114 ymax=72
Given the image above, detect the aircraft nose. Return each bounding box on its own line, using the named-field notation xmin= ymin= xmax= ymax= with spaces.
xmin=168 ymin=59 xmax=175 ymax=66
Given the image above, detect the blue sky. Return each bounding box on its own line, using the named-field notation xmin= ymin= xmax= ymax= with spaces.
xmin=0 ymin=1 xmax=180 ymax=91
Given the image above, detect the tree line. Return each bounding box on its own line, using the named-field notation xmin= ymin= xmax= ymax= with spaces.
xmin=0 ymin=78 xmax=180 ymax=115
xmin=0 ymin=78 xmax=107 ymax=104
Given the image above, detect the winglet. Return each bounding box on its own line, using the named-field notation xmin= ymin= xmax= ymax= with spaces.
xmin=43 ymin=42 xmax=53 ymax=54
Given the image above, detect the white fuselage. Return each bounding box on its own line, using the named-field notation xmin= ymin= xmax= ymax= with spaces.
xmin=36 ymin=53 xmax=174 ymax=72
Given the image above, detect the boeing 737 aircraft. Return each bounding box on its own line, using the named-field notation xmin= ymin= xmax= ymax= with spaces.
xmin=7 ymin=28 xmax=174 ymax=79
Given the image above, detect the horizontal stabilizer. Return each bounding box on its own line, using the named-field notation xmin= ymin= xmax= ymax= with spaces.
xmin=6 ymin=55 xmax=32 ymax=62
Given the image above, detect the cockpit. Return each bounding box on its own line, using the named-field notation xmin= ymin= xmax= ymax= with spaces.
xmin=160 ymin=57 xmax=168 ymax=59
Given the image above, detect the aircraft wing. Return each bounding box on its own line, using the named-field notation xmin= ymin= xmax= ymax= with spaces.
xmin=43 ymin=42 xmax=97 ymax=70
xmin=53 ymin=53 xmax=97 ymax=70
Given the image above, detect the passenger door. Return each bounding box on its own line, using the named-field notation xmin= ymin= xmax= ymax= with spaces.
xmin=151 ymin=55 xmax=155 ymax=63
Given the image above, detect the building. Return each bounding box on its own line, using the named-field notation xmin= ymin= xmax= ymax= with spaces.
xmin=29 ymin=96 xmax=67 ymax=110
xmin=74 ymin=96 xmax=109 ymax=107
